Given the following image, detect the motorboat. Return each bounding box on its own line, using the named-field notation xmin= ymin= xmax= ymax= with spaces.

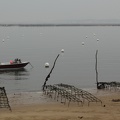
xmin=0 ymin=58 xmax=30 ymax=70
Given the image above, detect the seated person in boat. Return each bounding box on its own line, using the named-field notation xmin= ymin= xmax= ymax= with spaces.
xmin=12 ymin=58 xmax=22 ymax=64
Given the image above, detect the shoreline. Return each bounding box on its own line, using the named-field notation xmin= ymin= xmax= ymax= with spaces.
xmin=7 ymin=88 xmax=120 ymax=106
xmin=0 ymin=89 xmax=120 ymax=120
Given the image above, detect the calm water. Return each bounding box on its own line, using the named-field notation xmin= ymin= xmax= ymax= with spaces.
xmin=0 ymin=26 xmax=120 ymax=93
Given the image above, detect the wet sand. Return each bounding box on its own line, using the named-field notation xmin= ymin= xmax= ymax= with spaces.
xmin=0 ymin=90 xmax=120 ymax=120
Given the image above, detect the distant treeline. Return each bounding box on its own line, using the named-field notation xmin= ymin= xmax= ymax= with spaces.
xmin=1 ymin=23 xmax=120 ymax=27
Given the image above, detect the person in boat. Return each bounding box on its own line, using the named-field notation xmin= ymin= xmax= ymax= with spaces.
xmin=18 ymin=59 xmax=21 ymax=63
xmin=14 ymin=58 xmax=21 ymax=63
xmin=14 ymin=58 xmax=17 ymax=63
xmin=10 ymin=60 xmax=14 ymax=64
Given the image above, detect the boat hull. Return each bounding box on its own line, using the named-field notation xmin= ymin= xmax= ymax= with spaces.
xmin=0 ymin=62 xmax=29 ymax=70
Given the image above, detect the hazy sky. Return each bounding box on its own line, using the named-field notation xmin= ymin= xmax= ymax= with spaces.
xmin=0 ymin=0 xmax=120 ymax=23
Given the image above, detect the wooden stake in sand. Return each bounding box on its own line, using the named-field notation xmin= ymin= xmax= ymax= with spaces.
xmin=95 ymin=50 xmax=99 ymax=89
xmin=42 ymin=54 xmax=60 ymax=91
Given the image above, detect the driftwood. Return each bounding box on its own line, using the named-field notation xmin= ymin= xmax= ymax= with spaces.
xmin=42 ymin=54 xmax=60 ymax=91
xmin=112 ymin=99 xmax=120 ymax=102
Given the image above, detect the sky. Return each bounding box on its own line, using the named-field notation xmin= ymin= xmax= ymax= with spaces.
xmin=0 ymin=0 xmax=120 ymax=23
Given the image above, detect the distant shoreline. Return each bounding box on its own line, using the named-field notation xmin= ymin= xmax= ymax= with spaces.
xmin=1 ymin=23 xmax=120 ymax=27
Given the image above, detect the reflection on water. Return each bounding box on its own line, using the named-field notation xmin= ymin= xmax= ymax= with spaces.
xmin=0 ymin=68 xmax=30 ymax=80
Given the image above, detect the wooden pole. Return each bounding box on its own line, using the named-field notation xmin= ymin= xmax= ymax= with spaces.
xmin=42 ymin=54 xmax=60 ymax=91
xmin=95 ymin=50 xmax=99 ymax=89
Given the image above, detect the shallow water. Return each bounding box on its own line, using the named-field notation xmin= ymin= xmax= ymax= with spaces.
xmin=0 ymin=26 xmax=120 ymax=93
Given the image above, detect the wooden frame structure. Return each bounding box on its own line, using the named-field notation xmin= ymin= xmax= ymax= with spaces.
xmin=44 ymin=83 xmax=102 ymax=106
xmin=0 ymin=87 xmax=11 ymax=111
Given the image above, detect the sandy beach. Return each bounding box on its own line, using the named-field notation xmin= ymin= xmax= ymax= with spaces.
xmin=0 ymin=90 xmax=120 ymax=120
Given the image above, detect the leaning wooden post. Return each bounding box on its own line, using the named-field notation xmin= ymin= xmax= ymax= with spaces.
xmin=42 ymin=54 xmax=60 ymax=91
xmin=95 ymin=50 xmax=99 ymax=89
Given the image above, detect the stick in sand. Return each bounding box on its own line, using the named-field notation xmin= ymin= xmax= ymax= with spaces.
xmin=42 ymin=54 xmax=60 ymax=91
xmin=95 ymin=50 xmax=98 ymax=88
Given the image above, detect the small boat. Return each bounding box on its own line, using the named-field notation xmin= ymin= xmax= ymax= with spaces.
xmin=0 ymin=58 xmax=30 ymax=70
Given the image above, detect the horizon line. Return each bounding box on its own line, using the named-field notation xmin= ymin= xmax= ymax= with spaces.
xmin=1 ymin=23 xmax=120 ymax=27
